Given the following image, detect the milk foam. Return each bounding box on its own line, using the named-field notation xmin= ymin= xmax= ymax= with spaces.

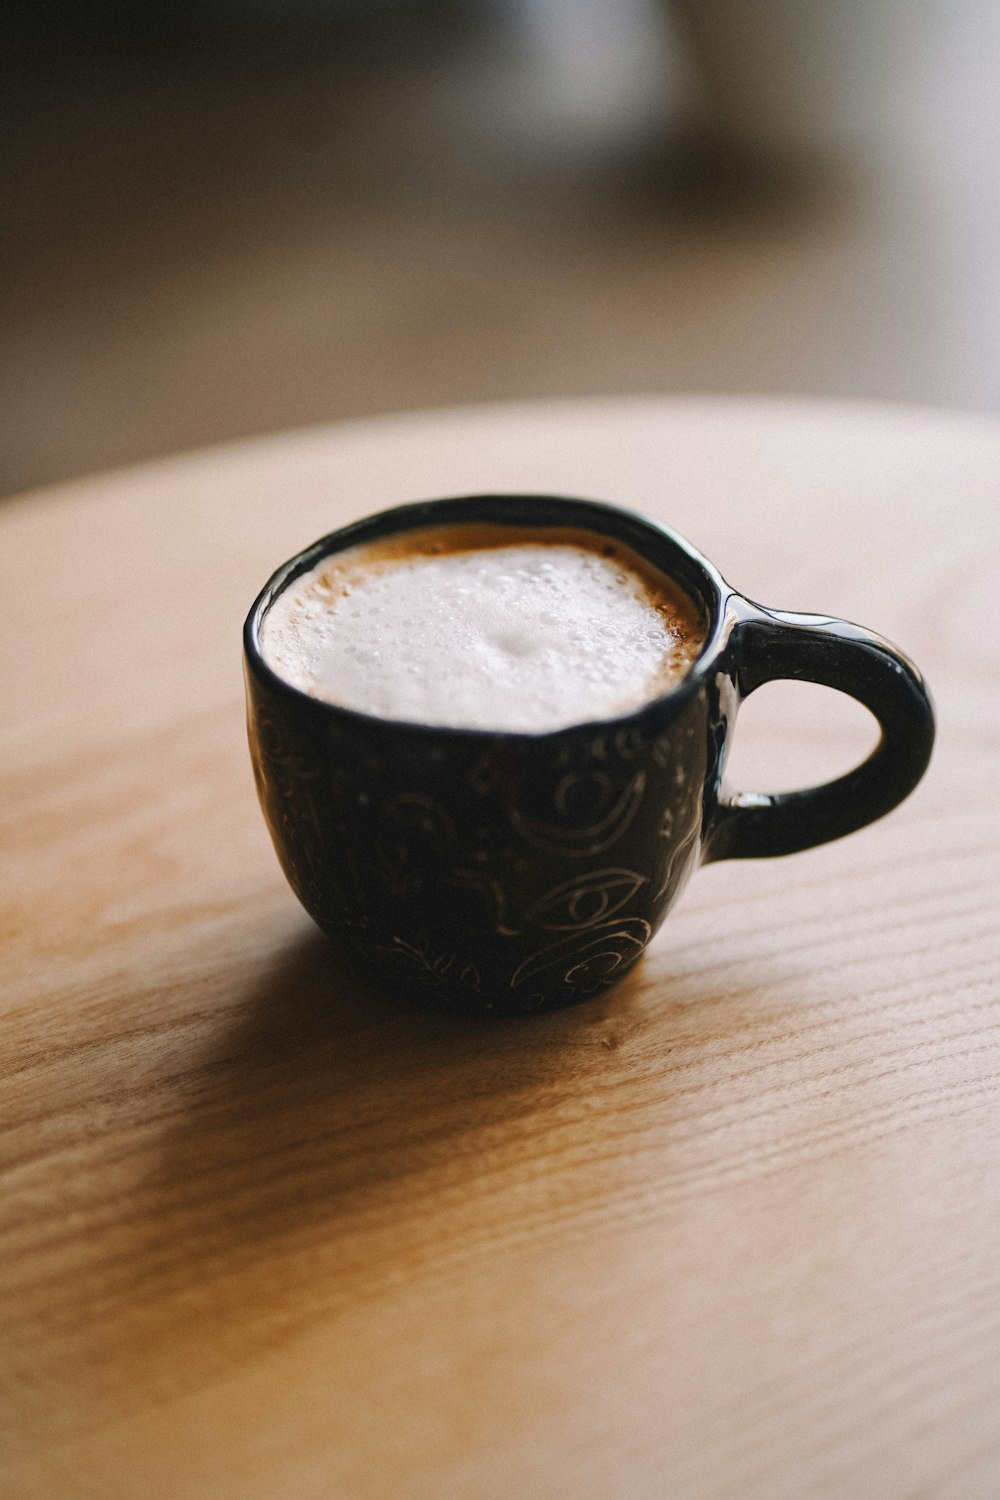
xmin=261 ymin=528 xmax=703 ymax=732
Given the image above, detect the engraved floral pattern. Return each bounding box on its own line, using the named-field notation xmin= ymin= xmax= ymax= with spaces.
xmin=376 ymin=933 xmax=481 ymax=993
xmin=247 ymin=668 xmax=710 ymax=1014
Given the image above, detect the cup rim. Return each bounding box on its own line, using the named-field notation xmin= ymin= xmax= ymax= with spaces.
xmin=243 ymin=493 xmax=732 ymax=740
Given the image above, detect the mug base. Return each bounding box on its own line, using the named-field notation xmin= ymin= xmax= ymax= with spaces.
xmin=326 ymin=930 xmax=646 ymax=1020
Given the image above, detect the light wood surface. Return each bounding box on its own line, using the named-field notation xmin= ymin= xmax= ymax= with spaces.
xmin=2 ymin=398 xmax=999 ymax=1500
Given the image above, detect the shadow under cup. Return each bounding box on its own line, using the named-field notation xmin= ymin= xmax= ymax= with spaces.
xmin=243 ymin=494 xmax=934 ymax=1017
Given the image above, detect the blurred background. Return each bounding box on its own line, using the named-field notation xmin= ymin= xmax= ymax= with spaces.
xmin=3 ymin=0 xmax=1000 ymax=498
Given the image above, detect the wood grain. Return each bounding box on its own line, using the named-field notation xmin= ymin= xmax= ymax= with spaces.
xmin=2 ymin=399 xmax=999 ymax=1500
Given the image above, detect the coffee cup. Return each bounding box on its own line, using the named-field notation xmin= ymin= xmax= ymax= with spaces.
xmin=244 ymin=494 xmax=934 ymax=1016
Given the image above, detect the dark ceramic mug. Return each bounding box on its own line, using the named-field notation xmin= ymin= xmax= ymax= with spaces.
xmin=244 ymin=494 xmax=934 ymax=1016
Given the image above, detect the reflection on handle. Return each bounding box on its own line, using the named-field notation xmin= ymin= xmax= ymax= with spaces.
xmin=704 ymin=601 xmax=935 ymax=862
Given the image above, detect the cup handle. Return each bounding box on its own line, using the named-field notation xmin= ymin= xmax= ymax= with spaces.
xmin=703 ymin=600 xmax=935 ymax=862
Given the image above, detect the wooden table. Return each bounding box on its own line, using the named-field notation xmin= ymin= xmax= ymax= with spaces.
xmin=3 ymin=399 xmax=998 ymax=1500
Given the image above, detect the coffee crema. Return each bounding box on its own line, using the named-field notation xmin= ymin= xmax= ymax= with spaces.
xmin=260 ymin=523 xmax=705 ymax=732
